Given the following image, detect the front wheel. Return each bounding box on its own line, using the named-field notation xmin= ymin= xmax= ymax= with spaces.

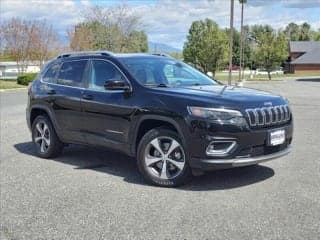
xmin=137 ymin=128 xmax=192 ymax=187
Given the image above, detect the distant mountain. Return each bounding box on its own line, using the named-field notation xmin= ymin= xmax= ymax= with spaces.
xmin=148 ymin=41 xmax=182 ymax=53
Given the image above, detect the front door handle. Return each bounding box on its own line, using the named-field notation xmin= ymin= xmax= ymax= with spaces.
xmin=46 ymin=89 xmax=56 ymax=95
xmin=82 ymin=94 xmax=93 ymax=100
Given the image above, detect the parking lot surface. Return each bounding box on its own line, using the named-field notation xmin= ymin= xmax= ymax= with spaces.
xmin=1 ymin=79 xmax=319 ymax=240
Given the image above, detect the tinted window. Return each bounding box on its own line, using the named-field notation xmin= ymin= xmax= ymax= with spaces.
xmin=43 ymin=63 xmax=60 ymax=83
xmin=89 ymin=60 xmax=126 ymax=90
xmin=57 ymin=60 xmax=87 ymax=87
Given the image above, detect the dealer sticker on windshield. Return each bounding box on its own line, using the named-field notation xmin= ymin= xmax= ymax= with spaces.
xmin=269 ymin=129 xmax=285 ymax=146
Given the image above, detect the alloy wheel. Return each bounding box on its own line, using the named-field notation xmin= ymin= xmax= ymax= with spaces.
xmin=144 ymin=137 xmax=186 ymax=180
xmin=34 ymin=121 xmax=51 ymax=153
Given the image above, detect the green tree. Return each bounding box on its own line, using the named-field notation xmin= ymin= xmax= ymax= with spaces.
xmin=225 ymin=27 xmax=252 ymax=69
xmin=183 ymin=19 xmax=228 ymax=75
xmin=252 ymin=26 xmax=287 ymax=80
xmin=126 ymin=30 xmax=148 ymax=52
xmin=283 ymin=22 xmax=313 ymax=41
xmin=311 ymin=29 xmax=320 ymax=41
xmin=299 ymin=22 xmax=311 ymax=40
xmin=284 ymin=22 xmax=300 ymax=41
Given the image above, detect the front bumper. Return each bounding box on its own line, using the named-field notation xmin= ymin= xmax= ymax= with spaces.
xmin=190 ymin=145 xmax=291 ymax=170
xmin=185 ymin=116 xmax=293 ymax=170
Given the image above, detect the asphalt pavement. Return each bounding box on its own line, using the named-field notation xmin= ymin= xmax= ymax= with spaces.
xmin=1 ymin=79 xmax=319 ymax=240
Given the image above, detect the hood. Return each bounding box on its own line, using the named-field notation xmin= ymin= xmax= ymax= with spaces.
xmin=152 ymin=85 xmax=287 ymax=109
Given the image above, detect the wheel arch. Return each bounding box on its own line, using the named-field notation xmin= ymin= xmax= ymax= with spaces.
xmin=131 ymin=115 xmax=186 ymax=156
xmin=29 ymin=105 xmax=62 ymax=138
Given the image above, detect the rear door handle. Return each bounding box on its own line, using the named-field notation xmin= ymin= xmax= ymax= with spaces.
xmin=41 ymin=85 xmax=56 ymax=95
xmin=82 ymin=94 xmax=93 ymax=100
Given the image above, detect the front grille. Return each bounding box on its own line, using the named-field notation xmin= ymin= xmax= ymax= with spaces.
xmin=245 ymin=105 xmax=291 ymax=127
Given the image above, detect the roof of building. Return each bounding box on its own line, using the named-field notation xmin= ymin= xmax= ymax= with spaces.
xmin=289 ymin=41 xmax=320 ymax=53
xmin=290 ymin=41 xmax=320 ymax=64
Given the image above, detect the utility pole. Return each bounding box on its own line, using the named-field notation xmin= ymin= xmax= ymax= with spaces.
xmin=238 ymin=0 xmax=244 ymax=85
xmin=228 ymin=0 xmax=234 ymax=85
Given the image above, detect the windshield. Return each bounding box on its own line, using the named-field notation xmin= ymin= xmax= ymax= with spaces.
xmin=119 ymin=57 xmax=218 ymax=87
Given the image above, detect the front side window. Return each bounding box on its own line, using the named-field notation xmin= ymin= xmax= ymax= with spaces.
xmin=43 ymin=63 xmax=60 ymax=83
xmin=120 ymin=57 xmax=217 ymax=87
xmin=57 ymin=60 xmax=87 ymax=87
xmin=89 ymin=60 xmax=126 ymax=90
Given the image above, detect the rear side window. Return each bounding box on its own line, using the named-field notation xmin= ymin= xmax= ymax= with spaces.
xmin=42 ymin=63 xmax=60 ymax=83
xmin=57 ymin=60 xmax=87 ymax=87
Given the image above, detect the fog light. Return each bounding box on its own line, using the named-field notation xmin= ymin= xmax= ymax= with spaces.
xmin=206 ymin=141 xmax=237 ymax=156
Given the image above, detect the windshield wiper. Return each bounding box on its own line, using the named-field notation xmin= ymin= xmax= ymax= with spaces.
xmin=146 ymin=83 xmax=168 ymax=88
xmin=156 ymin=83 xmax=168 ymax=87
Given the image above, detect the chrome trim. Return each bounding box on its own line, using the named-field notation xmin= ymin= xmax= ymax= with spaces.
xmin=246 ymin=109 xmax=256 ymax=126
xmin=188 ymin=107 xmax=243 ymax=116
xmin=206 ymin=140 xmax=237 ymax=157
xmin=246 ymin=104 xmax=290 ymax=128
xmin=202 ymin=146 xmax=291 ymax=167
xmin=40 ymin=58 xmax=89 ymax=90
xmin=267 ymin=107 xmax=273 ymax=124
xmin=56 ymin=51 xmax=113 ymax=59
xmin=261 ymin=107 xmax=267 ymax=125
xmin=40 ymin=58 xmax=133 ymax=93
xmin=105 ymin=129 xmax=124 ymax=134
xmin=254 ymin=108 xmax=260 ymax=125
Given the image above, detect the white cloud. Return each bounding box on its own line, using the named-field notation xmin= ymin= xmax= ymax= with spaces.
xmin=246 ymin=0 xmax=320 ymax=8
xmin=1 ymin=0 xmax=88 ymax=37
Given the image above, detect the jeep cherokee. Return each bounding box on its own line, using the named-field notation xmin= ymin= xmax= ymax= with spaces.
xmin=26 ymin=51 xmax=293 ymax=187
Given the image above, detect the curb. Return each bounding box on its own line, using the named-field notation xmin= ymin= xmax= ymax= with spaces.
xmin=0 ymin=88 xmax=27 ymax=92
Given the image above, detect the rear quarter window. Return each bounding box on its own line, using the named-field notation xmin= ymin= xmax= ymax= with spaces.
xmin=42 ymin=63 xmax=60 ymax=83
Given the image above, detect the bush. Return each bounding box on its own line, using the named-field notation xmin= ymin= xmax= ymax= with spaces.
xmin=17 ymin=73 xmax=38 ymax=85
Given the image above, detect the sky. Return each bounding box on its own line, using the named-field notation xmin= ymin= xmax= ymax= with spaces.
xmin=1 ymin=0 xmax=320 ymax=49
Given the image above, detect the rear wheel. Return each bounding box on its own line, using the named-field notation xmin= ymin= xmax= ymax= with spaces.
xmin=32 ymin=115 xmax=63 ymax=158
xmin=137 ymin=128 xmax=192 ymax=187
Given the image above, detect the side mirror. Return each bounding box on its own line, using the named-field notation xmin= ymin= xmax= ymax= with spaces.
xmin=104 ymin=80 xmax=131 ymax=91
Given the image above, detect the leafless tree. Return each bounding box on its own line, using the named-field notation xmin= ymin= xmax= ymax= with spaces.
xmin=67 ymin=25 xmax=94 ymax=51
xmin=70 ymin=4 xmax=147 ymax=52
xmin=0 ymin=18 xmax=33 ymax=73
xmin=30 ymin=20 xmax=60 ymax=68
xmin=0 ymin=18 xmax=61 ymax=71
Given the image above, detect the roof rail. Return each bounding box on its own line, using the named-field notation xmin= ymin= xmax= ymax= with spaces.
xmin=151 ymin=53 xmax=172 ymax=58
xmin=56 ymin=51 xmax=113 ymax=59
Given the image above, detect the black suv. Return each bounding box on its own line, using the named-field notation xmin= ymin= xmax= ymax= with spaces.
xmin=27 ymin=51 xmax=293 ymax=187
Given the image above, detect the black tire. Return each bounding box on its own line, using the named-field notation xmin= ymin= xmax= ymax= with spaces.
xmin=32 ymin=115 xmax=63 ymax=158
xmin=137 ymin=127 xmax=192 ymax=187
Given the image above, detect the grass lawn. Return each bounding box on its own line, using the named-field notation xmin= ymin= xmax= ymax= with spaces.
xmin=0 ymin=80 xmax=27 ymax=89
xmin=282 ymin=72 xmax=320 ymax=77
xmin=214 ymin=71 xmax=320 ymax=82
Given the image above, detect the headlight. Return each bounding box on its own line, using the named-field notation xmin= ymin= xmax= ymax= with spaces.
xmin=188 ymin=107 xmax=243 ymax=120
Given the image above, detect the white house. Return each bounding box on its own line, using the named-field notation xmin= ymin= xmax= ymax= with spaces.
xmin=0 ymin=61 xmax=40 ymax=79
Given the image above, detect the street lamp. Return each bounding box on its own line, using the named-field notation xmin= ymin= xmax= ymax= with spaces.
xmin=228 ymin=0 xmax=234 ymax=85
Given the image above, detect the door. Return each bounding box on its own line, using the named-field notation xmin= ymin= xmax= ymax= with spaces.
xmin=50 ymin=59 xmax=88 ymax=143
xmin=81 ymin=59 xmax=134 ymax=151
